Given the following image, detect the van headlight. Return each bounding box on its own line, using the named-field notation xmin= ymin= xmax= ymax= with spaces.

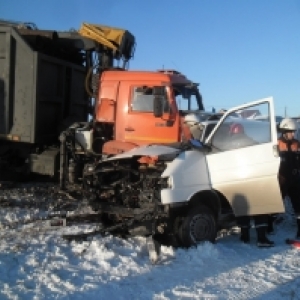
xmin=160 ymin=176 xmax=173 ymax=189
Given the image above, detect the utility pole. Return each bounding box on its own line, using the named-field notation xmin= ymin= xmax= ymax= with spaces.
xmin=284 ymin=106 xmax=287 ymax=117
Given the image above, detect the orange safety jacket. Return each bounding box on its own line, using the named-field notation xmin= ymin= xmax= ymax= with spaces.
xmin=278 ymin=137 xmax=300 ymax=152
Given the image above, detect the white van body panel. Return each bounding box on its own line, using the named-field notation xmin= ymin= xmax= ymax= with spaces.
xmin=161 ymin=151 xmax=210 ymax=204
xmin=161 ymin=97 xmax=284 ymax=216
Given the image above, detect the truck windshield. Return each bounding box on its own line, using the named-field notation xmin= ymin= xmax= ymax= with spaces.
xmin=173 ymin=84 xmax=204 ymax=111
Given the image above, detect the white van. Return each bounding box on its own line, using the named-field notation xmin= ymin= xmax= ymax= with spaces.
xmin=97 ymin=97 xmax=284 ymax=248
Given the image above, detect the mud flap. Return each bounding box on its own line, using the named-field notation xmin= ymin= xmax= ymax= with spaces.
xmin=146 ymin=236 xmax=161 ymax=264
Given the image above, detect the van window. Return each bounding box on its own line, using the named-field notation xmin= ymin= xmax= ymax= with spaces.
xmin=211 ymin=102 xmax=271 ymax=151
xmin=130 ymin=86 xmax=170 ymax=113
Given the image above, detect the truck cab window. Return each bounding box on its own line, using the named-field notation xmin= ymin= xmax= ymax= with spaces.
xmin=173 ymin=84 xmax=204 ymax=112
xmin=131 ymin=86 xmax=170 ymax=113
xmin=175 ymin=93 xmax=199 ymax=111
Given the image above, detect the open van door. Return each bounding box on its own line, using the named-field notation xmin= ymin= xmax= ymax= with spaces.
xmin=205 ymin=97 xmax=284 ymax=216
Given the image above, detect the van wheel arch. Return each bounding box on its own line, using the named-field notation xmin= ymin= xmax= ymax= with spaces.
xmin=189 ymin=190 xmax=221 ymax=218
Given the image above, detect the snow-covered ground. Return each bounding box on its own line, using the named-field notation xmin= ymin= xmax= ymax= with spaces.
xmin=0 ymin=198 xmax=300 ymax=300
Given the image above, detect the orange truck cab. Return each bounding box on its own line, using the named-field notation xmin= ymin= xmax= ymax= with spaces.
xmin=94 ymin=69 xmax=207 ymax=155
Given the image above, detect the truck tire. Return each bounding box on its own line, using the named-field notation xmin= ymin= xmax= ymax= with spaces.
xmin=177 ymin=205 xmax=217 ymax=247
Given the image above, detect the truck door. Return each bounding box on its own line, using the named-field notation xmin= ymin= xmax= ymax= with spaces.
xmin=205 ymin=97 xmax=284 ymax=216
xmin=124 ymin=85 xmax=179 ymax=145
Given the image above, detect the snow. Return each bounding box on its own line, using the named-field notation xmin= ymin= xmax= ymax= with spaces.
xmin=1 ymin=199 xmax=300 ymax=300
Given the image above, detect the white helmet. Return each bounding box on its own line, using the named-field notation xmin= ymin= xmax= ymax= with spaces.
xmin=279 ymin=118 xmax=297 ymax=131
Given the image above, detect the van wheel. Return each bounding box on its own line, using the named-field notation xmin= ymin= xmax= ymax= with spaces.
xmin=177 ymin=205 xmax=217 ymax=247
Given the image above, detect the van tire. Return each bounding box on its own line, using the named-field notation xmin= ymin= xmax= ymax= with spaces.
xmin=177 ymin=205 xmax=217 ymax=247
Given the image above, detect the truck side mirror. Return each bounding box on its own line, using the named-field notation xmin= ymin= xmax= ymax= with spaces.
xmin=153 ymin=96 xmax=164 ymax=118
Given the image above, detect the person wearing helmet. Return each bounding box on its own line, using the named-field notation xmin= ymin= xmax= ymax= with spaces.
xmin=184 ymin=113 xmax=202 ymax=140
xmin=277 ymin=118 xmax=300 ymax=237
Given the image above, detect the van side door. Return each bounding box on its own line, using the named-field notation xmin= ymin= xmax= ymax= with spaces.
xmin=205 ymin=97 xmax=284 ymax=216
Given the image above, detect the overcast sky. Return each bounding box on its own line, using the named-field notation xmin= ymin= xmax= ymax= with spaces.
xmin=1 ymin=0 xmax=300 ymax=116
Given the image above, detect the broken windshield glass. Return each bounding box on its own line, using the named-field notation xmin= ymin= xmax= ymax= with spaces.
xmin=173 ymin=84 xmax=204 ymax=111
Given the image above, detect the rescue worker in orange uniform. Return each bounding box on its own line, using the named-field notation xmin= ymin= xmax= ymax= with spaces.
xmin=277 ymin=118 xmax=300 ymax=237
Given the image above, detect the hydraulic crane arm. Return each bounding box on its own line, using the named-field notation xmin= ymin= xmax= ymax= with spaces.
xmin=78 ymin=22 xmax=135 ymax=62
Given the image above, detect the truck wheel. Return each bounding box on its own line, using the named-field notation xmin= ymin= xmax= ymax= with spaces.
xmin=178 ymin=205 xmax=217 ymax=247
